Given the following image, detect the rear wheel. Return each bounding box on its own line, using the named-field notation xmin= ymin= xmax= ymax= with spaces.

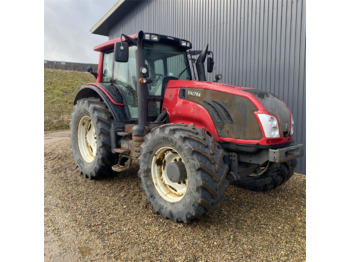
xmin=70 ymin=98 xmax=115 ymax=179
xmin=139 ymin=123 xmax=229 ymax=223
xmin=77 ymin=115 xmax=97 ymax=162
xmin=233 ymin=160 xmax=296 ymax=191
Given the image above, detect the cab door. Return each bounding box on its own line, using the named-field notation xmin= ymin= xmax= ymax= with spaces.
xmin=113 ymin=46 xmax=139 ymax=119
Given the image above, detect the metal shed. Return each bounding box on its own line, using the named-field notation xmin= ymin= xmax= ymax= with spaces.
xmin=91 ymin=0 xmax=306 ymax=173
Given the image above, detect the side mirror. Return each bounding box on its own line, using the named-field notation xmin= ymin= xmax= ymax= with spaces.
xmin=214 ymin=74 xmax=222 ymax=82
xmin=207 ymin=57 xmax=214 ymax=73
xmin=86 ymin=66 xmax=97 ymax=79
xmin=114 ymin=42 xmax=129 ymax=62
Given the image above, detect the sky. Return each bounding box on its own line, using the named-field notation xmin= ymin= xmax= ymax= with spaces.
xmin=44 ymin=0 xmax=118 ymax=64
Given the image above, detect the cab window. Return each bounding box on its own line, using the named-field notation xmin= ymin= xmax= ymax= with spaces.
xmin=101 ymin=51 xmax=113 ymax=83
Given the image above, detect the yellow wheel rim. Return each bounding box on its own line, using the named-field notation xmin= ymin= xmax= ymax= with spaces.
xmin=151 ymin=147 xmax=188 ymax=203
xmin=77 ymin=116 xmax=97 ymax=163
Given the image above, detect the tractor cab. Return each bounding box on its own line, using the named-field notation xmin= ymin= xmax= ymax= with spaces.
xmin=92 ymin=32 xmax=197 ymax=123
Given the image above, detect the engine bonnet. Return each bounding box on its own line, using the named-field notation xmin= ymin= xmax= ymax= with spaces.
xmin=164 ymin=80 xmax=293 ymax=143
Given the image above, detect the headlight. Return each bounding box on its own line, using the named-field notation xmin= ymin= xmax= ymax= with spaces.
xmin=150 ymin=34 xmax=159 ymax=41
xmin=144 ymin=34 xmax=158 ymax=41
xmin=180 ymin=40 xmax=192 ymax=48
xmin=291 ymin=115 xmax=294 ymax=135
xmin=140 ymin=66 xmax=148 ymax=74
xmin=257 ymin=114 xmax=280 ymax=138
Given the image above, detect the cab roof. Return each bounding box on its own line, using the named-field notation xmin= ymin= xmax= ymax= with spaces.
xmin=93 ymin=33 xmax=192 ymax=52
xmin=93 ymin=34 xmax=137 ymax=51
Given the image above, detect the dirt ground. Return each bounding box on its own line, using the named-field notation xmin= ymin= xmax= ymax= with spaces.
xmin=44 ymin=131 xmax=306 ymax=261
xmin=44 ymin=130 xmax=71 ymax=145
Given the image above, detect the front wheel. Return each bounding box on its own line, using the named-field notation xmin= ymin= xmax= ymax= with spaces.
xmin=138 ymin=124 xmax=229 ymax=223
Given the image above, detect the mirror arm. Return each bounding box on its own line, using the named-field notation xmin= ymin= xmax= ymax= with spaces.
xmin=121 ymin=34 xmax=137 ymax=46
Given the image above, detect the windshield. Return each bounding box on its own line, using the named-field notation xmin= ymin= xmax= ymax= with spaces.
xmin=144 ymin=42 xmax=191 ymax=96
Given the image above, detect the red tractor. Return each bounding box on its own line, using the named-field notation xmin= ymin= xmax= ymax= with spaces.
xmin=71 ymin=31 xmax=303 ymax=223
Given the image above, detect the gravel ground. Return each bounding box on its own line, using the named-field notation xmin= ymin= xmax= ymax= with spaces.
xmin=44 ymin=132 xmax=305 ymax=261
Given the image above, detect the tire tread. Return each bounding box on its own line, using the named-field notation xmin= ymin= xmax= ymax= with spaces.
xmin=139 ymin=123 xmax=229 ymax=223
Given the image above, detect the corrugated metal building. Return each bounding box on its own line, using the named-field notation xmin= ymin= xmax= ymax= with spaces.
xmin=91 ymin=0 xmax=306 ymax=173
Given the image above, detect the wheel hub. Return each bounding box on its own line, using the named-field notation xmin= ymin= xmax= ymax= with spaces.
xmin=166 ymin=161 xmax=187 ymax=183
xmin=151 ymin=147 xmax=188 ymax=203
xmin=77 ymin=116 xmax=97 ymax=163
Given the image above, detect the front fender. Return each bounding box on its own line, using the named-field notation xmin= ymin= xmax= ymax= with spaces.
xmin=162 ymin=87 xmax=220 ymax=139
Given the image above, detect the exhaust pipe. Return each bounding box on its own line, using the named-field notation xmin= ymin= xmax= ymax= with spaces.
xmin=132 ymin=31 xmax=147 ymax=136
xmin=195 ymin=44 xmax=208 ymax=81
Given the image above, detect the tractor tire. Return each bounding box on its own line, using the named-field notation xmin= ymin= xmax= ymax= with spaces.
xmin=70 ymin=97 xmax=115 ymax=179
xmin=138 ymin=123 xmax=229 ymax=223
xmin=233 ymin=160 xmax=297 ymax=191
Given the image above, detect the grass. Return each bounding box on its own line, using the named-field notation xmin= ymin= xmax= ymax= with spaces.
xmin=44 ymin=68 xmax=96 ymax=131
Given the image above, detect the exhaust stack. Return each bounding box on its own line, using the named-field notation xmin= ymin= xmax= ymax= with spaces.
xmin=195 ymin=44 xmax=208 ymax=81
xmin=132 ymin=31 xmax=147 ymax=136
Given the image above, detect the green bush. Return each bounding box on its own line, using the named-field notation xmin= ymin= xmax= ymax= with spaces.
xmin=44 ymin=69 xmax=96 ymax=131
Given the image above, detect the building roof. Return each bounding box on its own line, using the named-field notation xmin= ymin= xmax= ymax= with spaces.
xmin=91 ymin=0 xmax=140 ymax=36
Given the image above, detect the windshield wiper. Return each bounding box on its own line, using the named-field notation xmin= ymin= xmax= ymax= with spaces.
xmin=177 ymin=66 xmax=189 ymax=78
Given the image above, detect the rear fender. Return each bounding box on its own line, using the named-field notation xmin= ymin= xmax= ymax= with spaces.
xmin=74 ymin=83 xmax=129 ymax=123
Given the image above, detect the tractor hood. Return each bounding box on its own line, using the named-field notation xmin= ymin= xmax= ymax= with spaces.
xmin=166 ymin=79 xmax=268 ymax=106
xmin=163 ymin=80 xmax=293 ymax=145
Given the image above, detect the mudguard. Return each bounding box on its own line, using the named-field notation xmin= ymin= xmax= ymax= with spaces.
xmin=74 ymin=83 xmax=130 ymax=123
